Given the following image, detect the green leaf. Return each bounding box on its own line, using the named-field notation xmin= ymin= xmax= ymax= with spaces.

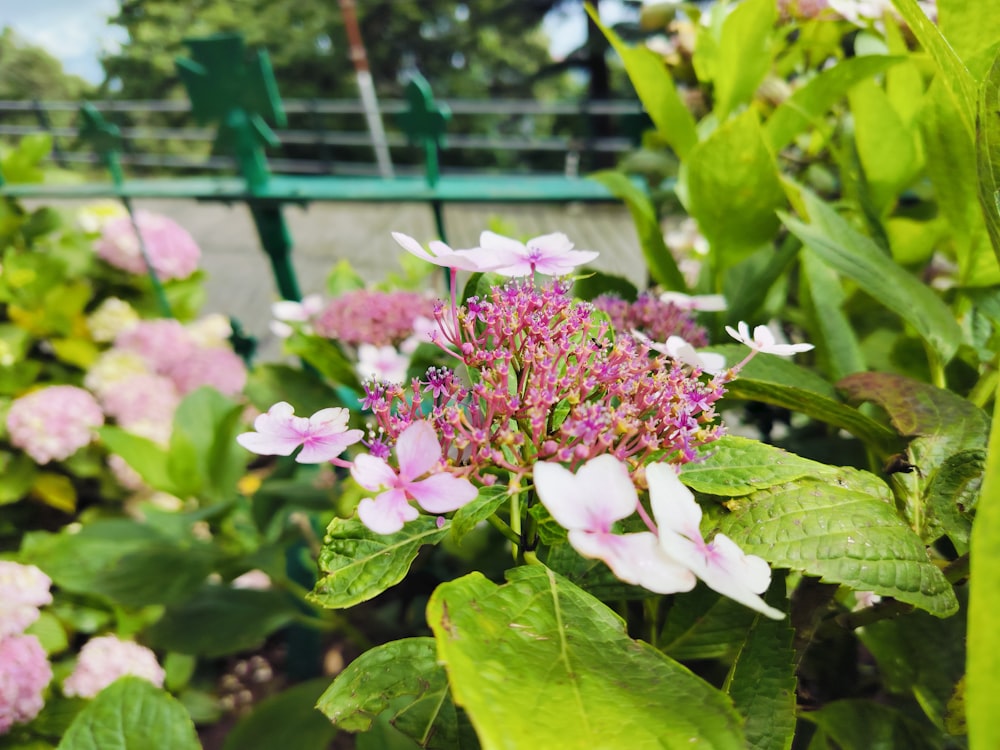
xmin=285 ymin=331 xmax=362 ymax=392
xmin=718 ymin=476 xmax=958 ymax=617
xmin=428 ymin=567 xmax=746 ymax=749
xmin=659 ymin=585 xmax=757 ymax=660
xmin=98 ymin=427 xmax=175 ymax=495
xmin=0 ymin=452 xmax=38 ymax=505
xmin=977 ymin=47 xmax=1000 ymax=262
xmin=723 ymin=238 xmax=800 ymax=325
xmin=891 ymin=0 xmax=976 ymax=134
xmin=588 ymin=9 xmax=697 ymax=159
xmin=936 ymin=0 xmax=1000 ymax=81
xmin=450 ymin=485 xmax=507 ymax=543
xmin=966 ymin=378 xmax=1000 ymax=748
xmin=146 ymin=586 xmax=301 ymax=657
xmin=56 ymin=677 xmax=200 ymax=750
xmin=680 ymin=435 xmax=837 ymax=496
xmin=707 ymin=345 xmax=901 ymax=454
xmin=801 ymin=248 xmax=866 ymax=380
xmin=780 ymin=188 xmax=962 ymax=363
xmin=318 ymin=638 xmax=476 ymax=749
xmin=223 ymin=679 xmax=338 ymax=750
xmin=765 ymin=56 xmax=903 ymax=152
xmin=589 ymin=171 xmax=687 ymax=291
xmin=325 ymin=259 xmax=367 ymax=296
xmin=170 ymin=387 xmax=246 ymax=502
xmin=681 ymin=110 xmax=786 ymax=268
xmin=571 ymin=270 xmax=638 ymax=302
xmin=725 ymin=576 xmax=796 ymax=750
xmin=309 ymin=516 xmax=451 ymax=610
xmin=85 ymin=544 xmax=217 ymax=608
xmin=848 ymin=77 xmax=921 ymax=214
xmin=711 ymin=0 xmax=777 ymax=121
xmin=802 ymin=700 xmax=941 ymax=750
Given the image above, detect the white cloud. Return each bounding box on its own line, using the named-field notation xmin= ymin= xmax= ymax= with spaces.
xmin=0 ymin=0 xmax=125 ymax=83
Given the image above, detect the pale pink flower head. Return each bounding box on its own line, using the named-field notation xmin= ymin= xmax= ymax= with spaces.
xmin=96 ymin=210 xmax=200 ymax=280
xmin=0 ymin=634 xmax=52 ymax=732
xmin=725 ymin=321 xmax=814 ymax=357
xmin=0 ymin=563 xmax=52 ymax=639
xmin=167 ymin=346 xmax=247 ymax=396
xmin=237 ymin=402 xmax=364 ymax=464
xmin=6 ymin=385 xmax=104 ymax=464
xmin=352 ymin=420 xmax=478 ymax=534
xmin=647 ymin=463 xmax=783 ymax=619
xmin=533 ymin=455 xmax=696 ymax=594
xmin=659 ymin=291 xmax=727 ymax=312
xmin=99 ymin=373 xmax=179 ymax=445
xmin=312 ymin=290 xmax=437 ymax=347
xmin=391 ymin=231 xmax=516 ymax=272
xmin=482 ymin=231 xmax=600 ymax=277
xmin=356 ymin=344 xmax=411 ymax=383
xmin=62 ymin=635 xmax=165 ymax=699
xmin=115 ymin=319 xmax=198 ymax=375
xmin=271 ymin=294 xmax=324 ymax=338
xmin=230 ymin=570 xmax=271 ymax=590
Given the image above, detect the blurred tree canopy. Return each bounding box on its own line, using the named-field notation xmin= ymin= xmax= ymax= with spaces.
xmin=99 ymin=0 xmax=576 ymax=101
xmin=0 ymin=28 xmax=93 ymax=100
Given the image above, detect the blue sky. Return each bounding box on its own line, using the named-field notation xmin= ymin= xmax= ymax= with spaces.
xmin=0 ymin=1 xmax=636 ymax=86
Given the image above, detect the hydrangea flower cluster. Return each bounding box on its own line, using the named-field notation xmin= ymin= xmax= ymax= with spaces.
xmin=239 ymin=229 xmax=815 ymax=618
xmin=592 ymin=291 xmax=710 ymax=347
xmin=311 ymin=290 xmax=437 ymax=347
xmin=0 ymin=563 xmax=53 ymax=735
xmin=6 ymin=385 xmax=104 ymax=464
xmin=95 ymin=210 xmax=201 ymax=281
xmin=0 ymin=563 xmax=52 ymax=640
xmin=62 ymin=635 xmax=165 ymax=699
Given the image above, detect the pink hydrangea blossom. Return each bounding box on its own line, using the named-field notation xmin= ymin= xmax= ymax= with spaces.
xmin=352 ymin=421 xmax=478 ymax=534
xmin=311 ymin=289 xmax=437 ymax=347
xmin=7 ymin=385 xmax=104 ymax=464
xmin=115 ymin=320 xmax=198 ymax=375
xmin=480 ymin=231 xmax=600 ymax=277
xmin=99 ymin=373 xmax=180 ymax=445
xmin=647 ymin=463 xmax=783 ymax=619
xmin=237 ymin=402 xmax=364 ymax=463
xmin=0 ymin=634 xmax=52 ymax=733
xmin=62 ymin=635 xmax=165 ymax=699
xmin=0 ymin=563 xmax=52 ymax=639
xmin=593 ymin=291 xmax=709 ymax=345
xmin=167 ymin=346 xmax=247 ymax=396
xmin=533 ymin=456 xmax=696 ymax=594
xmin=96 ymin=210 xmax=201 ymax=280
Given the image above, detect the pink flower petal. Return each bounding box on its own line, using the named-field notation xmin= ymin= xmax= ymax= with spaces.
xmin=297 ymin=428 xmax=365 ymax=463
xmin=406 ymin=472 xmax=478 ymax=513
xmin=394 ymin=421 xmax=442 ymax=480
xmin=358 ymin=489 xmax=419 ymax=534
xmin=568 ymin=530 xmax=696 ymax=595
xmin=351 ymin=454 xmax=398 ymax=491
xmin=236 ymin=402 xmax=306 ymax=456
xmin=533 ymin=455 xmax=638 ymax=533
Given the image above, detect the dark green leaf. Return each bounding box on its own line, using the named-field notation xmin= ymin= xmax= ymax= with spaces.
xmin=428 ymin=567 xmax=746 ymax=748
xmin=97 ymin=427 xmax=176 ymax=495
xmin=244 ymin=363 xmax=345 ymax=416
xmin=976 ymin=47 xmax=1000 ymax=262
xmin=309 ymin=516 xmax=450 ymax=609
xmin=146 ymin=587 xmax=301 ymax=657
xmin=450 ymin=485 xmax=507 ymax=543
xmin=286 ymin=331 xmax=362 ymax=392
xmin=801 ymin=699 xmax=940 ymax=750
xmin=659 ymin=585 xmax=757 ymax=660
xmin=801 ymin=248 xmax=866 ymax=380
xmin=223 ymin=679 xmax=337 ymax=750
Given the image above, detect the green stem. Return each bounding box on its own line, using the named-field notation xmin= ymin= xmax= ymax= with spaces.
xmin=926 ymin=345 xmax=947 ymax=390
xmin=487 ymin=513 xmax=520 ymax=545
xmin=970 ymin=368 xmax=999 ymax=410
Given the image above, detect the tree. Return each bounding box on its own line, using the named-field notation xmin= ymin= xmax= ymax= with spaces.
xmin=0 ymin=28 xmax=93 ymax=100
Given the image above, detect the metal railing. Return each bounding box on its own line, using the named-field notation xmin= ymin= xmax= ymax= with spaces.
xmin=0 ymin=98 xmax=646 ymax=177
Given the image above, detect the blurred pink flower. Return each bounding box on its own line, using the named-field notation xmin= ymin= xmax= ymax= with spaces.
xmin=7 ymin=385 xmax=104 ymax=464
xmin=647 ymin=463 xmax=783 ymax=619
xmin=534 ymin=455 xmax=696 ymax=594
xmin=0 ymin=634 xmax=51 ymax=733
xmin=62 ymin=635 xmax=164 ymax=699
xmin=352 ymin=421 xmax=477 ymax=534
xmin=482 ymin=231 xmax=599 ymax=277
xmin=237 ymin=402 xmax=363 ymax=464
xmin=356 ymin=344 xmax=410 ymax=383
xmin=0 ymin=562 xmax=52 ymax=639
xmin=99 ymin=373 xmax=179 ymax=445
xmin=312 ymin=289 xmax=437 ymax=347
xmin=168 ymin=347 xmax=247 ymax=396
xmin=115 ymin=320 xmax=197 ymax=375
xmin=96 ymin=210 xmax=201 ymax=280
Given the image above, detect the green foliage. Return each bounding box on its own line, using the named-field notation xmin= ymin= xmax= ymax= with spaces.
xmin=56 ymin=677 xmax=200 ymax=750
xmin=223 ymin=678 xmax=337 ymax=750
xmin=427 ymin=567 xmax=746 ymax=749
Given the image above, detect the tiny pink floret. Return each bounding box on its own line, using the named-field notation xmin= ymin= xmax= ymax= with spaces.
xmin=237 ymin=402 xmax=363 ymax=464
